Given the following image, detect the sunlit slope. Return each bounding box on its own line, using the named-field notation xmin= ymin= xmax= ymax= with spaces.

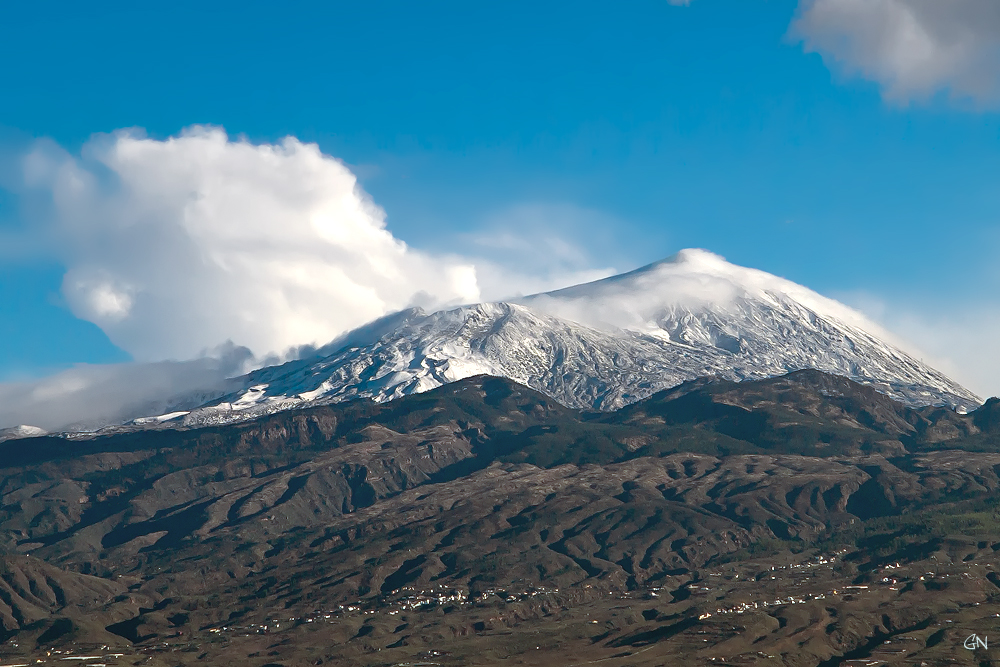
xmin=166 ymin=250 xmax=978 ymax=427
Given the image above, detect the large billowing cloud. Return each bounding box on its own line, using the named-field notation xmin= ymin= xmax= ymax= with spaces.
xmin=5 ymin=128 xmax=647 ymax=431
xmin=792 ymin=0 xmax=1000 ymax=104
xmin=23 ymin=127 xmax=480 ymax=362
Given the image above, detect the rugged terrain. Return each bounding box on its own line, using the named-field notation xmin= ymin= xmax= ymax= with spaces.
xmin=1 ymin=371 xmax=1000 ymax=666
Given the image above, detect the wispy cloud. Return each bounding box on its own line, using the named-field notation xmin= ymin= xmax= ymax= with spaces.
xmin=0 ymin=344 xmax=253 ymax=431
xmin=835 ymin=289 xmax=1000 ymax=399
xmin=457 ymin=203 xmax=629 ymax=300
xmin=669 ymin=0 xmax=1000 ymax=107
xmin=791 ymin=0 xmax=1000 ymax=106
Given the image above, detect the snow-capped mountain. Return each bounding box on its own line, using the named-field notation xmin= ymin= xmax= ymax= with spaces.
xmin=0 ymin=425 xmax=47 ymax=440
xmin=162 ymin=249 xmax=979 ymax=427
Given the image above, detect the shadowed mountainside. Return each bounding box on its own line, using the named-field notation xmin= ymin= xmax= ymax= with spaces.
xmin=1 ymin=371 xmax=1000 ymax=666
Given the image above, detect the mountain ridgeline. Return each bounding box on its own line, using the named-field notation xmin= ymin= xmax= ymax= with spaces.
xmin=132 ymin=250 xmax=980 ymax=431
xmin=9 ymin=370 xmax=998 ymax=473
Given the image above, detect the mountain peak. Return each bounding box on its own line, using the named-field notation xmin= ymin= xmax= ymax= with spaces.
xmin=108 ymin=250 xmax=980 ymax=431
xmin=519 ymin=249 xmax=885 ymax=343
xmin=639 ymin=247 xmax=736 ymax=271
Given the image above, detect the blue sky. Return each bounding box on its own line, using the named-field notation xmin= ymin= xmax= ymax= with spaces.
xmin=2 ymin=0 xmax=1000 ymax=397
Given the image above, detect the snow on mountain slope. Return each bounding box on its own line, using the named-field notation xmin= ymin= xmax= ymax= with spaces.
xmin=0 ymin=425 xmax=48 ymax=442
xmin=168 ymin=249 xmax=979 ymax=427
xmin=520 ymin=248 xmax=891 ymax=338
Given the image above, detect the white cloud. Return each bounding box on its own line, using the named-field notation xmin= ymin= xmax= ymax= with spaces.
xmin=22 ymin=126 xmax=481 ymax=361
xmin=0 ymin=344 xmax=253 ymax=431
xmin=886 ymin=310 xmax=1000 ymax=400
xmin=792 ymin=0 xmax=1000 ymax=105
xmin=6 ymin=129 xmax=659 ymax=430
xmin=836 ymin=289 xmax=1000 ymax=399
xmin=458 ymin=203 xmax=626 ymax=300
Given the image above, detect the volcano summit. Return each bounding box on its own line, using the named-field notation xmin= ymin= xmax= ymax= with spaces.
xmin=166 ymin=249 xmax=979 ymax=428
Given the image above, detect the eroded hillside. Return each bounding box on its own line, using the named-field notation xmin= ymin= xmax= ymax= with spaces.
xmin=2 ymin=372 xmax=1000 ymax=666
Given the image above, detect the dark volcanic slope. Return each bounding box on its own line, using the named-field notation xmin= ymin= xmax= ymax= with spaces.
xmin=1 ymin=372 xmax=1000 ymax=667
xmin=606 ymin=369 xmax=995 ymax=455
